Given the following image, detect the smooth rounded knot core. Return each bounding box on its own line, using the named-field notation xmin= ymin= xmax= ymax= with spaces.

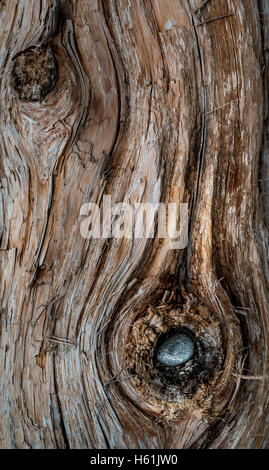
xmin=156 ymin=331 xmax=195 ymax=367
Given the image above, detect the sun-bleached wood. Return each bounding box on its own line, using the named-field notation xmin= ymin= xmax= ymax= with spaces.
xmin=0 ymin=0 xmax=268 ymax=449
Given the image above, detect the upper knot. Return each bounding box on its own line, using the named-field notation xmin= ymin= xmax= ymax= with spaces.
xmin=10 ymin=44 xmax=58 ymax=102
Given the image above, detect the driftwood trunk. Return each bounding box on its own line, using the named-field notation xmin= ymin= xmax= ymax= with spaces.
xmin=0 ymin=0 xmax=268 ymax=449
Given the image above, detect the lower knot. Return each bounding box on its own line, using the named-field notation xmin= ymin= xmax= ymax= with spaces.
xmin=155 ymin=330 xmax=195 ymax=367
xmin=125 ymin=297 xmax=224 ymax=409
xmin=10 ymin=44 xmax=58 ymax=102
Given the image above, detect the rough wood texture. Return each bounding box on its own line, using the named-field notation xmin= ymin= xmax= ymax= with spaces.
xmin=0 ymin=0 xmax=268 ymax=449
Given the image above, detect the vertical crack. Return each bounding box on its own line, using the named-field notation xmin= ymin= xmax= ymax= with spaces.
xmin=186 ymin=2 xmax=208 ymax=287
xmin=52 ymin=357 xmax=70 ymax=449
xmin=258 ymin=0 xmax=269 ymax=231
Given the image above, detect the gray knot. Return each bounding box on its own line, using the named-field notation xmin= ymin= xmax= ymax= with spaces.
xmin=156 ymin=331 xmax=195 ymax=367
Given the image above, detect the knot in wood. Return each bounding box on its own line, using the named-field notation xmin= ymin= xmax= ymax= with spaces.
xmin=10 ymin=44 xmax=58 ymax=101
xmin=155 ymin=331 xmax=195 ymax=367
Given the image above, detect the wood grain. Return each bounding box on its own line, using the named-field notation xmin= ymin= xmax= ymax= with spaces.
xmin=0 ymin=0 xmax=268 ymax=449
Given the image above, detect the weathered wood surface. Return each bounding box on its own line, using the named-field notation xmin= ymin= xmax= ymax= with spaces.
xmin=0 ymin=0 xmax=268 ymax=449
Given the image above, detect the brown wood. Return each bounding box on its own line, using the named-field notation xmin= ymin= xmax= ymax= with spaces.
xmin=0 ymin=0 xmax=268 ymax=449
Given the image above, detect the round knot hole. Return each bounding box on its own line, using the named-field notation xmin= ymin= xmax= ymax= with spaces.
xmin=10 ymin=45 xmax=58 ymax=101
